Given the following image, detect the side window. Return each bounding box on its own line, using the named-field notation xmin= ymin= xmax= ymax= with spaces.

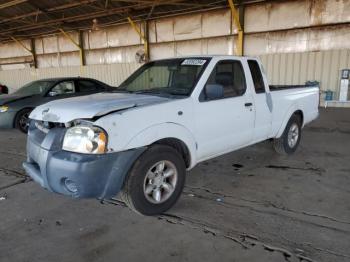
xmin=248 ymin=60 xmax=266 ymax=94
xmin=203 ymin=60 xmax=246 ymax=100
xmin=78 ymin=80 xmax=99 ymax=92
xmin=51 ymin=81 xmax=75 ymax=95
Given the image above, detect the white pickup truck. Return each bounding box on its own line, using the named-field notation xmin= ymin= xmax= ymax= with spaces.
xmin=23 ymin=56 xmax=319 ymax=215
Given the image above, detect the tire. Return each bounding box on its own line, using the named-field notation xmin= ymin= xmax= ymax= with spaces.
xmin=15 ymin=108 xmax=32 ymax=134
xmin=121 ymin=145 xmax=186 ymax=216
xmin=273 ymin=114 xmax=301 ymax=155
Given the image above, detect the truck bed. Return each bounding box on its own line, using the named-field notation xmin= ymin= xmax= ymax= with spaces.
xmin=268 ymin=85 xmax=319 ymax=137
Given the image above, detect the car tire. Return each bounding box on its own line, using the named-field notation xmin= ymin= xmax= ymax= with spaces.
xmin=273 ymin=114 xmax=301 ymax=155
xmin=121 ymin=145 xmax=186 ymax=216
xmin=15 ymin=108 xmax=32 ymax=134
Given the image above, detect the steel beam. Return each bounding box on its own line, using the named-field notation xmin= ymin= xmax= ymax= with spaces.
xmin=59 ymin=28 xmax=85 ymax=66
xmin=30 ymin=38 xmax=37 ymax=68
xmin=0 ymin=4 xmax=142 ymax=36
xmin=228 ymin=0 xmax=244 ymax=56
xmin=0 ymin=0 xmax=27 ymax=10
xmin=10 ymin=36 xmax=37 ymax=67
xmin=127 ymin=16 xmax=149 ymax=61
xmin=10 ymin=37 xmax=31 ymax=53
xmin=78 ymin=30 xmax=86 ymax=66
xmin=0 ymin=0 xmax=99 ymax=25
xmin=0 ymin=1 xmax=200 ymax=37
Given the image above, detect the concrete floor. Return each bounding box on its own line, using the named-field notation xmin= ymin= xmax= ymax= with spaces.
xmin=0 ymin=108 xmax=349 ymax=262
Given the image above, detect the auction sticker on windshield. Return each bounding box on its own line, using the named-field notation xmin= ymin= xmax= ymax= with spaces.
xmin=181 ymin=59 xmax=206 ymax=66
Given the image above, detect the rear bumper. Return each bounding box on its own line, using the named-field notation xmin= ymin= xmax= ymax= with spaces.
xmin=23 ymin=122 xmax=146 ymax=199
xmin=0 ymin=111 xmax=16 ymax=128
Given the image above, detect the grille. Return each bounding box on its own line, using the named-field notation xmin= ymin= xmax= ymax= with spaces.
xmin=34 ymin=121 xmax=65 ymax=133
xmin=29 ymin=120 xmax=66 ymax=149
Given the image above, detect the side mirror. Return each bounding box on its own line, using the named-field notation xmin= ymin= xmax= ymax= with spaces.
xmin=48 ymin=91 xmax=58 ymax=97
xmin=205 ymin=84 xmax=224 ymax=100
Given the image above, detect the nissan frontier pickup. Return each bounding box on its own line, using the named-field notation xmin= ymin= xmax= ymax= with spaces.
xmin=23 ymin=56 xmax=319 ymax=215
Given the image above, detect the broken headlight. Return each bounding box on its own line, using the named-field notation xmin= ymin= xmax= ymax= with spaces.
xmin=62 ymin=126 xmax=107 ymax=154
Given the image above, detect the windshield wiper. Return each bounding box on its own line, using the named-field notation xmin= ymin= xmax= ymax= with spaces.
xmin=134 ymin=88 xmax=189 ymax=97
xmin=165 ymin=90 xmax=189 ymax=96
xmin=133 ymin=88 xmax=165 ymax=94
xmin=111 ymin=89 xmax=133 ymax=93
xmin=134 ymin=90 xmax=162 ymax=94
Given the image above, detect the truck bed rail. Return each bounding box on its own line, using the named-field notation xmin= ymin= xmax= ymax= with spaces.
xmin=269 ymin=84 xmax=318 ymax=91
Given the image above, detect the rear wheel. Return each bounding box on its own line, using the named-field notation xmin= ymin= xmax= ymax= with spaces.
xmin=273 ymin=114 xmax=301 ymax=155
xmin=121 ymin=145 xmax=186 ymax=215
xmin=15 ymin=108 xmax=32 ymax=133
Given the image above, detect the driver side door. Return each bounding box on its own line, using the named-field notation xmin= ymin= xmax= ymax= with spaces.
xmin=194 ymin=59 xmax=255 ymax=161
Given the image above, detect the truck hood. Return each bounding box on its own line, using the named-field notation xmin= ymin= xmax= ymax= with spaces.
xmin=30 ymin=92 xmax=171 ymax=123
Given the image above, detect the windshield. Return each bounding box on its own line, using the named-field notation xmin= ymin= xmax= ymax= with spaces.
xmin=14 ymin=80 xmax=54 ymax=96
xmin=118 ymin=58 xmax=210 ymax=96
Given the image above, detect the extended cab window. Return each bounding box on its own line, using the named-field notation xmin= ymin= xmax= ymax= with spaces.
xmin=248 ymin=60 xmax=266 ymax=94
xmin=201 ymin=60 xmax=246 ymax=101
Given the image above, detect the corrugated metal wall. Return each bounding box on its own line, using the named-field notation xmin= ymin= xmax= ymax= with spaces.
xmin=259 ymin=49 xmax=350 ymax=96
xmin=1 ymin=49 xmax=349 ymax=97
xmin=0 ymin=63 xmax=139 ymax=89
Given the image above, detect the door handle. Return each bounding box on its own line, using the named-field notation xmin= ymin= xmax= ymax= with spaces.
xmin=245 ymin=102 xmax=253 ymax=107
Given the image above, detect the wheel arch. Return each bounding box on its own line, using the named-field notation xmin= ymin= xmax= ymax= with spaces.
xmin=293 ymin=110 xmax=304 ymax=126
xmin=152 ymin=138 xmax=191 ymax=168
xmin=13 ymin=107 xmax=34 ymax=128
xmin=124 ymin=122 xmax=197 ymax=169
xmin=275 ymin=107 xmax=304 ymax=138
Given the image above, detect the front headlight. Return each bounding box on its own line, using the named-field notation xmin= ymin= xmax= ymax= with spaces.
xmin=0 ymin=105 xmax=8 ymax=113
xmin=62 ymin=126 xmax=107 ymax=154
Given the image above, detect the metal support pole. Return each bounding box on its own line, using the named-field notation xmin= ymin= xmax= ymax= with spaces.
xmin=228 ymin=0 xmax=244 ymax=56
xmin=30 ymin=38 xmax=37 ymax=68
xmin=78 ymin=30 xmax=86 ymax=66
xmin=59 ymin=28 xmax=85 ymax=66
xmin=144 ymin=20 xmax=150 ymax=61
xmin=127 ymin=16 xmax=149 ymax=61
xmin=11 ymin=36 xmax=37 ymax=67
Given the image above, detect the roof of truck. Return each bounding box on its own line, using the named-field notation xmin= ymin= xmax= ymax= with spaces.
xmin=152 ymin=55 xmax=258 ymax=61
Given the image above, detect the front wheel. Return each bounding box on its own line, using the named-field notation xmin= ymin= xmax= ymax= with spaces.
xmin=121 ymin=145 xmax=186 ymax=215
xmin=273 ymin=114 xmax=301 ymax=155
xmin=15 ymin=108 xmax=32 ymax=134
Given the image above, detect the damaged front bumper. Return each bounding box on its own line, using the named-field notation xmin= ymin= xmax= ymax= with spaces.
xmin=23 ymin=121 xmax=145 ymax=199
